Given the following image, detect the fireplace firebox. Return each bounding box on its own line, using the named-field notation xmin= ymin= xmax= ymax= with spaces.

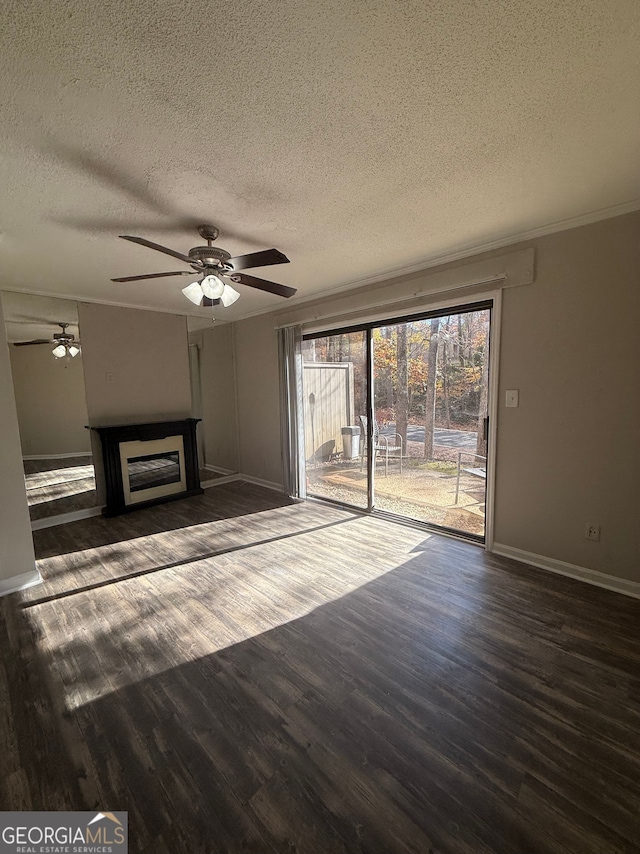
xmin=127 ymin=450 xmax=181 ymax=493
xmin=95 ymin=419 xmax=203 ymax=516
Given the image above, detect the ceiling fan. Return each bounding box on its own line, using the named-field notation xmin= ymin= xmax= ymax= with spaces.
xmin=13 ymin=323 xmax=81 ymax=359
xmin=111 ymin=224 xmax=296 ymax=308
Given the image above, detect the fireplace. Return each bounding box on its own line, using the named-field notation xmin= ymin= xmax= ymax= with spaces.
xmin=95 ymin=419 xmax=203 ymax=516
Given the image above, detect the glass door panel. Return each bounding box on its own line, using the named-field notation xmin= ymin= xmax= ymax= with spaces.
xmin=373 ymin=307 xmax=490 ymax=538
xmin=302 ymin=331 xmax=369 ymax=509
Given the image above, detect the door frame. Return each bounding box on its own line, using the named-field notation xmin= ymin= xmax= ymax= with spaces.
xmin=302 ymin=289 xmax=502 ymax=549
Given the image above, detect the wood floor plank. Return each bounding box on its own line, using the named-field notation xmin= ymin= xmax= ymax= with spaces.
xmin=1 ymin=480 xmax=639 ymax=853
xmin=23 ymin=456 xmax=97 ymax=520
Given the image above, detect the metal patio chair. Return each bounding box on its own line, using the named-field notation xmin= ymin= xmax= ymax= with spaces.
xmin=359 ymin=415 xmax=403 ymax=476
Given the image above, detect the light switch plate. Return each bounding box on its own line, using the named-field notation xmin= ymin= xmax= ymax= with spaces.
xmin=505 ymin=389 xmax=519 ymax=408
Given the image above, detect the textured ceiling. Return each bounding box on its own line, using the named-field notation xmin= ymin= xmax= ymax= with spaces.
xmin=1 ymin=0 xmax=639 ymax=322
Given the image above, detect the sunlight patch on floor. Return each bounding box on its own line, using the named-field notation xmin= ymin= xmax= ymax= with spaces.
xmin=27 ymin=511 xmax=433 ymax=712
xmin=26 ymin=477 xmax=95 ymax=505
xmin=25 ymin=464 xmax=95 ymax=489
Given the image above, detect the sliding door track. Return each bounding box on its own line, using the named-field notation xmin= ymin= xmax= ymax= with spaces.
xmin=306 ymin=493 xmax=485 ymax=546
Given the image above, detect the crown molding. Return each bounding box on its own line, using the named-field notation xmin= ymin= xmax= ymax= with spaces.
xmin=2 ymin=199 xmax=639 ymax=323
xmin=231 ymin=198 xmax=640 ymax=323
xmin=0 ymin=286 xmax=210 ymax=319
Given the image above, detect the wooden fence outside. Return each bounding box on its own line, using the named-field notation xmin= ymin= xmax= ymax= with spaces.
xmin=303 ymin=362 xmax=355 ymax=461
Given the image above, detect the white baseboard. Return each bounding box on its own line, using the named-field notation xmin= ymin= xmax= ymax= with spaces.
xmin=237 ymin=474 xmax=285 ymax=493
xmin=23 ymin=452 xmax=92 ymax=460
xmin=200 ymin=472 xmax=285 ymax=493
xmin=201 ymin=474 xmax=240 ymax=488
xmin=203 ymin=472 xmax=285 ymax=493
xmin=0 ymin=569 xmax=42 ymax=597
xmin=203 ymin=463 xmax=236 ymax=476
xmin=491 ymin=543 xmax=640 ymax=600
xmin=31 ymin=506 xmax=103 ymax=531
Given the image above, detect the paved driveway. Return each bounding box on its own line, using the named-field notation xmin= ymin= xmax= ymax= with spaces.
xmin=380 ymin=424 xmax=477 ymax=449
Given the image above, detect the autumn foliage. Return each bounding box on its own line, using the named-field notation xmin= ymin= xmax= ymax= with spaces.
xmin=302 ymin=309 xmax=489 ymax=459
xmin=373 ymin=311 xmax=489 ymax=430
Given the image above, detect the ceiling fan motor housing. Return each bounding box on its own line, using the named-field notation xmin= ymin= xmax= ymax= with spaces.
xmin=188 ymin=245 xmax=231 ymax=268
xmin=111 ymin=225 xmax=295 ymax=297
xmin=53 ymin=323 xmax=74 ymax=343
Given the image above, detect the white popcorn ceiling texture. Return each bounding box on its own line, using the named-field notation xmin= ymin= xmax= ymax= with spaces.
xmin=0 ymin=0 xmax=638 ymax=320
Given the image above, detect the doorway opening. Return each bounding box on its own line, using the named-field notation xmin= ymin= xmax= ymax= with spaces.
xmin=302 ymin=301 xmax=492 ymax=541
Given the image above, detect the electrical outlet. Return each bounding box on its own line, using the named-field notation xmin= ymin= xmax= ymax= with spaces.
xmin=585 ymin=523 xmax=600 ymax=541
xmin=105 ymin=372 xmax=115 ymax=384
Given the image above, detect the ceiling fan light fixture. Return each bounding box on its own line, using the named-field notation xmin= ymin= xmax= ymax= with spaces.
xmin=181 ymin=280 xmax=205 ymax=305
xmin=220 ymin=283 xmax=241 ymax=307
xmin=200 ymin=274 xmax=225 ymax=300
xmin=68 ymin=345 xmax=81 ymax=357
xmin=52 ymin=344 xmax=67 ymax=359
xmin=113 ymin=226 xmax=295 ymax=303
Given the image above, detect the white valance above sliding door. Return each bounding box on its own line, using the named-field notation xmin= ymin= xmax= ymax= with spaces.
xmin=273 ymin=247 xmax=533 ymax=334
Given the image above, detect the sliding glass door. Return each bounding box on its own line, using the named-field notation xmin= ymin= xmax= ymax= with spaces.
xmin=301 ymin=330 xmax=369 ymax=509
xmin=302 ymin=301 xmax=491 ymax=540
xmin=372 ymin=306 xmax=490 ymax=538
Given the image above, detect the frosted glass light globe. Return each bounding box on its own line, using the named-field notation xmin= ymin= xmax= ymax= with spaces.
xmin=200 ymin=275 xmax=225 ymax=300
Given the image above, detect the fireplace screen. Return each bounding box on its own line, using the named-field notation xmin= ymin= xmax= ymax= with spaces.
xmin=119 ymin=435 xmax=187 ymax=506
xmin=127 ymin=451 xmax=181 ymax=493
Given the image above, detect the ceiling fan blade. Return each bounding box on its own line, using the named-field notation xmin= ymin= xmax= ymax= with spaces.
xmin=202 ymin=297 xmax=221 ymax=307
xmin=111 ymin=271 xmax=194 ymax=282
xmin=13 ymin=339 xmax=52 ymax=346
xmin=119 ymin=235 xmax=200 ymax=266
xmin=227 ymin=248 xmax=290 ymax=271
xmin=227 ymin=272 xmax=297 ymax=298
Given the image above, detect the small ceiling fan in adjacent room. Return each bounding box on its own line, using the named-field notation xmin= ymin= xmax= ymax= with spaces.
xmin=111 ymin=225 xmax=297 ymax=308
xmin=13 ymin=323 xmax=81 ymax=359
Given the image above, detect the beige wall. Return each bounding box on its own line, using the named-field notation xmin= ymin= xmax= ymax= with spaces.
xmin=79 ymin=303 xmax=192 ymax=427
xmin=78 ymin=303 xmax=192 ymax=502
xmin=231 ymin=212 xmax=640 ymax=583
xmin=0 ymin=299 xmax=37 ymax=586
xmin=9 ymin=345 xmax=91 ymax=456
xmin=494 ymin=213 xmax=640 ymax=580
xmin=234 ymin=312 xmax=283 ymax=485
xmin=196 ymin=325 xmax=238 ymax=472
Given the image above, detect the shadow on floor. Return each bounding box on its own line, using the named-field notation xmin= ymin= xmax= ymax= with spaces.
xmin=32 ymin=480 xmax=295 ymax=559
xmin=2 ymin=484 xmax=639 ymax=854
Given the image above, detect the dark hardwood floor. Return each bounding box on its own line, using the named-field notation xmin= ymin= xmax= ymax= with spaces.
xmin=23 ymin=455 xmax=97 ymax=520
xmin=1 ymin=482 xmax=639 ymax=853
